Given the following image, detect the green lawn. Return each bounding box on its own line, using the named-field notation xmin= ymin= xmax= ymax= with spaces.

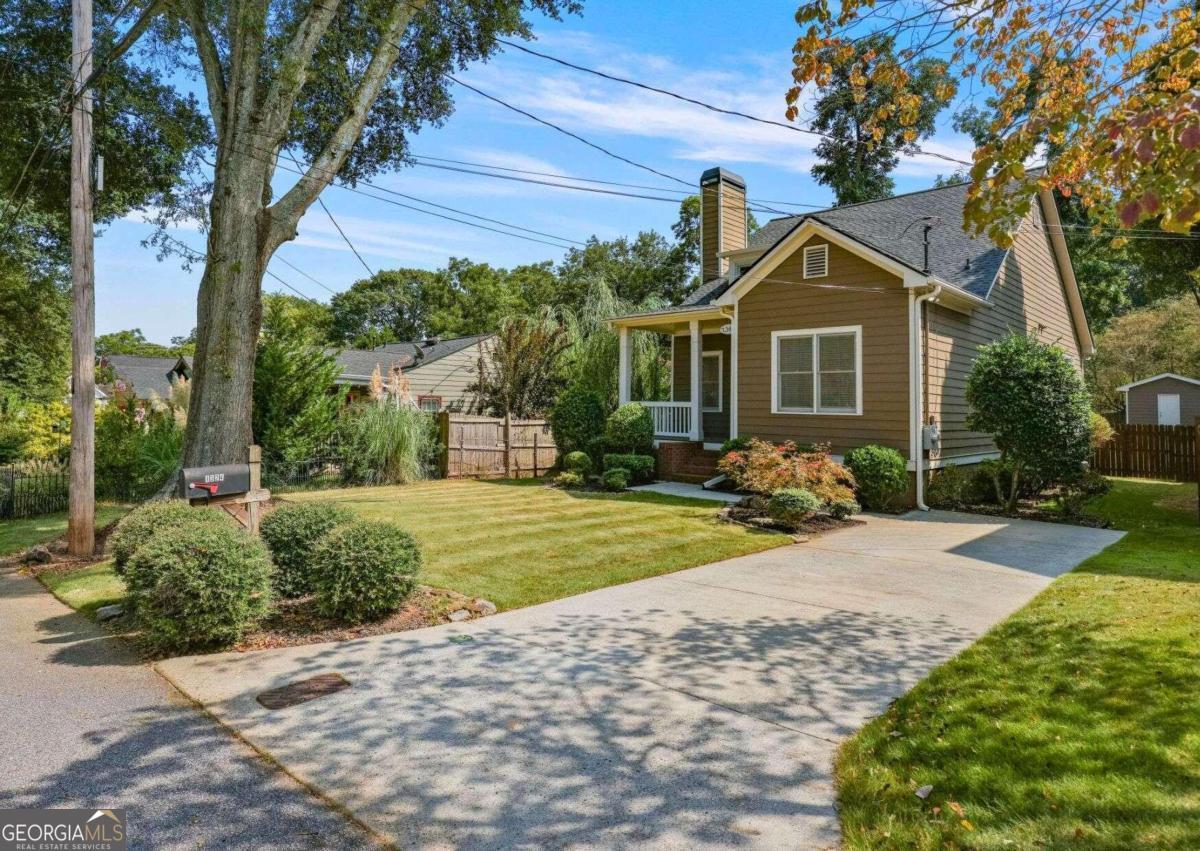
xmin=0 ymin=504 xmax=129 ymax=557
xmin=290 ymin=478 xmax=786 ymax=610
xmin=40 ymin=560 xmax=127 ymax=615
xmin=835 ymin=478 xmax=1200 ymax=850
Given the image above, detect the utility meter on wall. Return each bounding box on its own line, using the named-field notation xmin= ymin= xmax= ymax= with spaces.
xmin=922 ymin=422 xmax=941 ymax=452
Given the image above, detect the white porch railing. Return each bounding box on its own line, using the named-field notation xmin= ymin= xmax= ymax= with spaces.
xmin=641 ymin=401 xmax=692 ymax=439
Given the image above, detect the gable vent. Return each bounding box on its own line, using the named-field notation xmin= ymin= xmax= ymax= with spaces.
xmin=803 ymin=244 xmax=828 ymax=279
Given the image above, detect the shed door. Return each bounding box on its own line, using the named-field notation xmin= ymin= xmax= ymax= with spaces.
xmin=1157 ymin=393 xmax=1181 ymax=426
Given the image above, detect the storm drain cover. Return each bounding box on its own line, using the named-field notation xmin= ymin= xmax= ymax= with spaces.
xmin=256 ymin=673 xmax=350 ymax=710
xmin=448 ymin=634 xmax=475 ymax=644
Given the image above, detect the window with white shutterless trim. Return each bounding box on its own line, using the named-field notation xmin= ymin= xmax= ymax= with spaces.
xmin=802 ymin=243 xmax=828 ymax=278
xmin=771 ymin=326 xmax=862 ymax=415
xmin=701 ymin=351 xmax=722 ymax=412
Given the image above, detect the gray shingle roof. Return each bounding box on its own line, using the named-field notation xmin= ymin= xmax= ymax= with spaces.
xmin=682 ymin=180 xmax=1009 ymax=306
xmin=105 ymin=355 xmax=191 ymax=399
xmin=332 ymin=333 xmax=493 ymax=382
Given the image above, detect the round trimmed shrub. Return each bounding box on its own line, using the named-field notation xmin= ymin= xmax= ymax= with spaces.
xmin=125 ymin=521 xmax=273 ymax=652
xmin=767 ymin=488 xmax=822 ymax=527
xmin=310 ymin=520 xmax=422 ymax=623
xmin=603 ymin=403 xmax=654 ymax=454
xmin=550 ymin=385 xmax=607 ymax=456
xmin=260 ymin=501 xmax=354 ymax=598
xmin=927 ymin=464 xmax=972 ymax=510
xmin=554 ymin=470 xmax=585 ymax=489
xmin=108 ymin=500 xmax=235 ymax=576
xmin=829 ymin=498 xmax=861 ymax=521
xmin=844 ymin=444 xmax=908 ymax=511
xmin=562 ymin=450 xmax=593 ymax=477
xmin=601 ymin=467 xmax=630 ymax=491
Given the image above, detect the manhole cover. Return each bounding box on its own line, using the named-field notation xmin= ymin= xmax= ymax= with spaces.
xmin=256 ymin=673 xmax=351 ymax=710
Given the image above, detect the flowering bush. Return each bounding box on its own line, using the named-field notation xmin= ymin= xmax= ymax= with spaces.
xmin=718 ymin=438 xmax=856 ymax=504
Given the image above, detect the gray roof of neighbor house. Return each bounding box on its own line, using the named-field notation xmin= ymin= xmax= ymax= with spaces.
xmin=333 ymin=333 xmax=493 ymax=382
xmin=105 ymin=354 xmax=191 ymax=399
xmin=683 ymin=180 xmax=1010 ymax=306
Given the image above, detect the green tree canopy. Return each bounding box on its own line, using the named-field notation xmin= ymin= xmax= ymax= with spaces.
xmin=808 ymin=34 xmax=956 ymax=205
xmin=95 ymin=328 xmax=184 ymax=358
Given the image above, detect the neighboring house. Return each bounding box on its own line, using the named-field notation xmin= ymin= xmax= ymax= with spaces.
xmin=610 ymin=167 xmax=1093 ymax=505
xmin=101 ymin=354 xmax=192 ymax=400
xmin=1116 ymin=373 xmax=1200 ymax=426
xmin=333 ymin=333 xmax=494 ymax=412
xmin=97 ymin=333 xmax=492 ymax=413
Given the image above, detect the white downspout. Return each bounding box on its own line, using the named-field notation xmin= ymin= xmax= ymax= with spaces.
xmin=911 ymin=284 xmax=942 ymax=511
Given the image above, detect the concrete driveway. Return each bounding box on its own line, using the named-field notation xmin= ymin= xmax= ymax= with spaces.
xmin=158 ymin=511 xmax=1123 ymax=850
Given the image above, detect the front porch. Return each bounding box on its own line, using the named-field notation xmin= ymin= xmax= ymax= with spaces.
xmin=614 ymin=306 xmax=733 ymax=447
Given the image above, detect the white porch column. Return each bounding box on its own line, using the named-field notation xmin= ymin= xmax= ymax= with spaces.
xmin=618 ymin=324 xmax=631 ymax=406
xmin=689 ymin=319 xmax=702 ymax=441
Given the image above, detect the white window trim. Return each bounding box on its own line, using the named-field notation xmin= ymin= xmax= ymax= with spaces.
xmin=770 ymin=325 xmax=863 ymax=416
xmin=803 ymin=244 xmax=829 ymax=279
xmin=701 ymin=350 xmax=723 ymax=412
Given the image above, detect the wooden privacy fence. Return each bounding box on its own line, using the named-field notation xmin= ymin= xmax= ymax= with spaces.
xmin=1089 ymin=423 xmax=1198 ymax=483
xmin=439 ymin=412 xmax=557 ymax=479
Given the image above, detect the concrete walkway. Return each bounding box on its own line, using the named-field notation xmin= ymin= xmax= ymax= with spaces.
xmin=0 ymin=568 xmax=378 ymax=849
xmin=630 ymin=481 xmax=743 ymax=502
xmin=158 ymin=511 xmax=1123 ymax=850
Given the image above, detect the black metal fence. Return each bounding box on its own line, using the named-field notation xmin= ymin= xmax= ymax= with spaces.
xmin=0 ymin=464 xmax=70 ymax=520
xmin=262 ymin=442 xmax=351 ymax=492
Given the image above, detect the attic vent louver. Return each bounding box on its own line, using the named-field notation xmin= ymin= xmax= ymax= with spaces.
xmin=803 ymin=244 xmax=829 ymax=279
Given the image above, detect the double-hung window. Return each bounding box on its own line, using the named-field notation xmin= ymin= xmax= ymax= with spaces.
xmin=771 ymin=326 xmax=862 ymax=415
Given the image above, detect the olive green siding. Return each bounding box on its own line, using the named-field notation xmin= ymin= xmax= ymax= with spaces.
xmin=734 ymin=237 xmax=911 ymax=457
xmin=672 ymin=333 xmax=732 ymax=442
xmin=925 ymin=204 xmax=1084 ymax=460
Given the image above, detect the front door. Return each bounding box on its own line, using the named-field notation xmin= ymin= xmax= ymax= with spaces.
xmin=1157 ymin=393 xmax=1181 ymax=426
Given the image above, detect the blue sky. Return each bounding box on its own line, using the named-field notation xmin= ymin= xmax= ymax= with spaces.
xmin=98 ymin=1 xmax=976 ymax=342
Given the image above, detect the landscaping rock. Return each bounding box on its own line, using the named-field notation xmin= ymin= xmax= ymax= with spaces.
xmin=49 ymin=540 xmax=68 ymax=555
xmin=471 ymin=598 xmax=497 ymax=616
xmin=96 ymin=604 xmax=125 ymax=622
xmin=22 ymin=545 xmax=53 ymax=565
xmin=447 ymin=609 xmax=471 ymax=622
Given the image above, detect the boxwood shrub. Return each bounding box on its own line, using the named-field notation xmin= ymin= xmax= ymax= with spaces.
xmin=550 ymin=385 xmax=607 ymax=457
xmin=602 ymin=453 xmax=654 ymax=484
xmin=601 ymin=468 xmax=630 ymax=491
xmin=603 ymin=403 xmax=654 ymax=454
xmin=554 ymin=470 xmax=586 ymax=489
xmin=108 ymin=500 xmax=235 ymax=576
xmin=310 ymin=520 xmax=422 ymax=623
xmin=767 ymin=488 xmax=822 ymax=528
xmin=561 ymin=450 xmax=593 ymax=477
xmin=125 ymin=521 xmax=273 ymax=652
xmin=844 ymin=444 xmax=908 ymax=511
xmin=260 ymin=501 xmax=354 ymax=597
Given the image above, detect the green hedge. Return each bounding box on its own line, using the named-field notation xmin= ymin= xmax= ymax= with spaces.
xmin=311 ymin=520 xmax=422 ymax=623
xmin=125 ymin=521 xmax=273 ymax=652
xmin=108 ymin=501 xmax=235 ymax=576
xmin=603 ymin=403 xmax=654 ymax=454
xmin=601 ymin=468 xmax=630 ymax=491
xmin=602 ymin=453 xmax=654 ymax=484
xmin=561 ymin=451 xmax=593 ymax=477
xmin=844 ymin=444 xmax=909 ymax=510
xmin=260 ymin=501 xmax=354 ymax=598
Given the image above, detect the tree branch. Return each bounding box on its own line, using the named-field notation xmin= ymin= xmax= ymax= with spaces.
xmin=258 ymin=0 xmax=344 ymax=140
xmin=226 ymin=0 xmax=270 ymax=140
xmin=177 ymin=0 xmax=227 ymax=142
xmin=74 ymin=0 xmax=168 ymax=100
xmin=266 ymin=0 xmax=428 ymax=246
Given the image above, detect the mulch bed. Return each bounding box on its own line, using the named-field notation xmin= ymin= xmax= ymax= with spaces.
xmin=232 ymin=586 xmax=489 ymax=652
xmin=954 ymin=502 xmax=1113 ymax=528
xmin=718 ymin=500 xmax=861 ymax=540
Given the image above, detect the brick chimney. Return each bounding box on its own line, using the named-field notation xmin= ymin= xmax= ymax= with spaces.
xmin=700 ymin=167 xmax=747 ymax=281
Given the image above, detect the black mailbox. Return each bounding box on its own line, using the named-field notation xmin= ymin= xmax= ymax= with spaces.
xmin=182 ymin=464 xmax=252 ymax=500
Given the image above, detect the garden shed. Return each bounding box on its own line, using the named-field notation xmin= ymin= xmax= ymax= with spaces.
xmin=1117 ymin=373 xmax=1200 ymax=426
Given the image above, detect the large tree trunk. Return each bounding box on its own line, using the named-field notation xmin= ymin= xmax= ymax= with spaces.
xmin=182 ymin=162 xmax=271 ymax=467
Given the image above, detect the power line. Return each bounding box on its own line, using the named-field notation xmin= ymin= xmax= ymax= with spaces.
xmin=285 ymin=150 xmax=376 ymax=279
xmin=446 ymin=74 xmax=695 ymax=190
xmin=411 ymin=153 xmax=824 ymax=212
xmin=273 ymin=253 xmax=339 ymax=295
xmin=495 ymin=37 xmax=974 ymax=168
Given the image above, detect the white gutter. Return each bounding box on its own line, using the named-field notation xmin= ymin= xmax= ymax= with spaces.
xmin=910 ymin=283 xmax=942 ymax=511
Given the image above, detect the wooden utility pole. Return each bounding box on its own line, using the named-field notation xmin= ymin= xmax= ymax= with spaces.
xmin=67 ymin=0 xmax=95 ymax=556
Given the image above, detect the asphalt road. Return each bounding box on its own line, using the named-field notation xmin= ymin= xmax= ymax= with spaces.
xmin=0 ymin=566 xmax=380 ymax=850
